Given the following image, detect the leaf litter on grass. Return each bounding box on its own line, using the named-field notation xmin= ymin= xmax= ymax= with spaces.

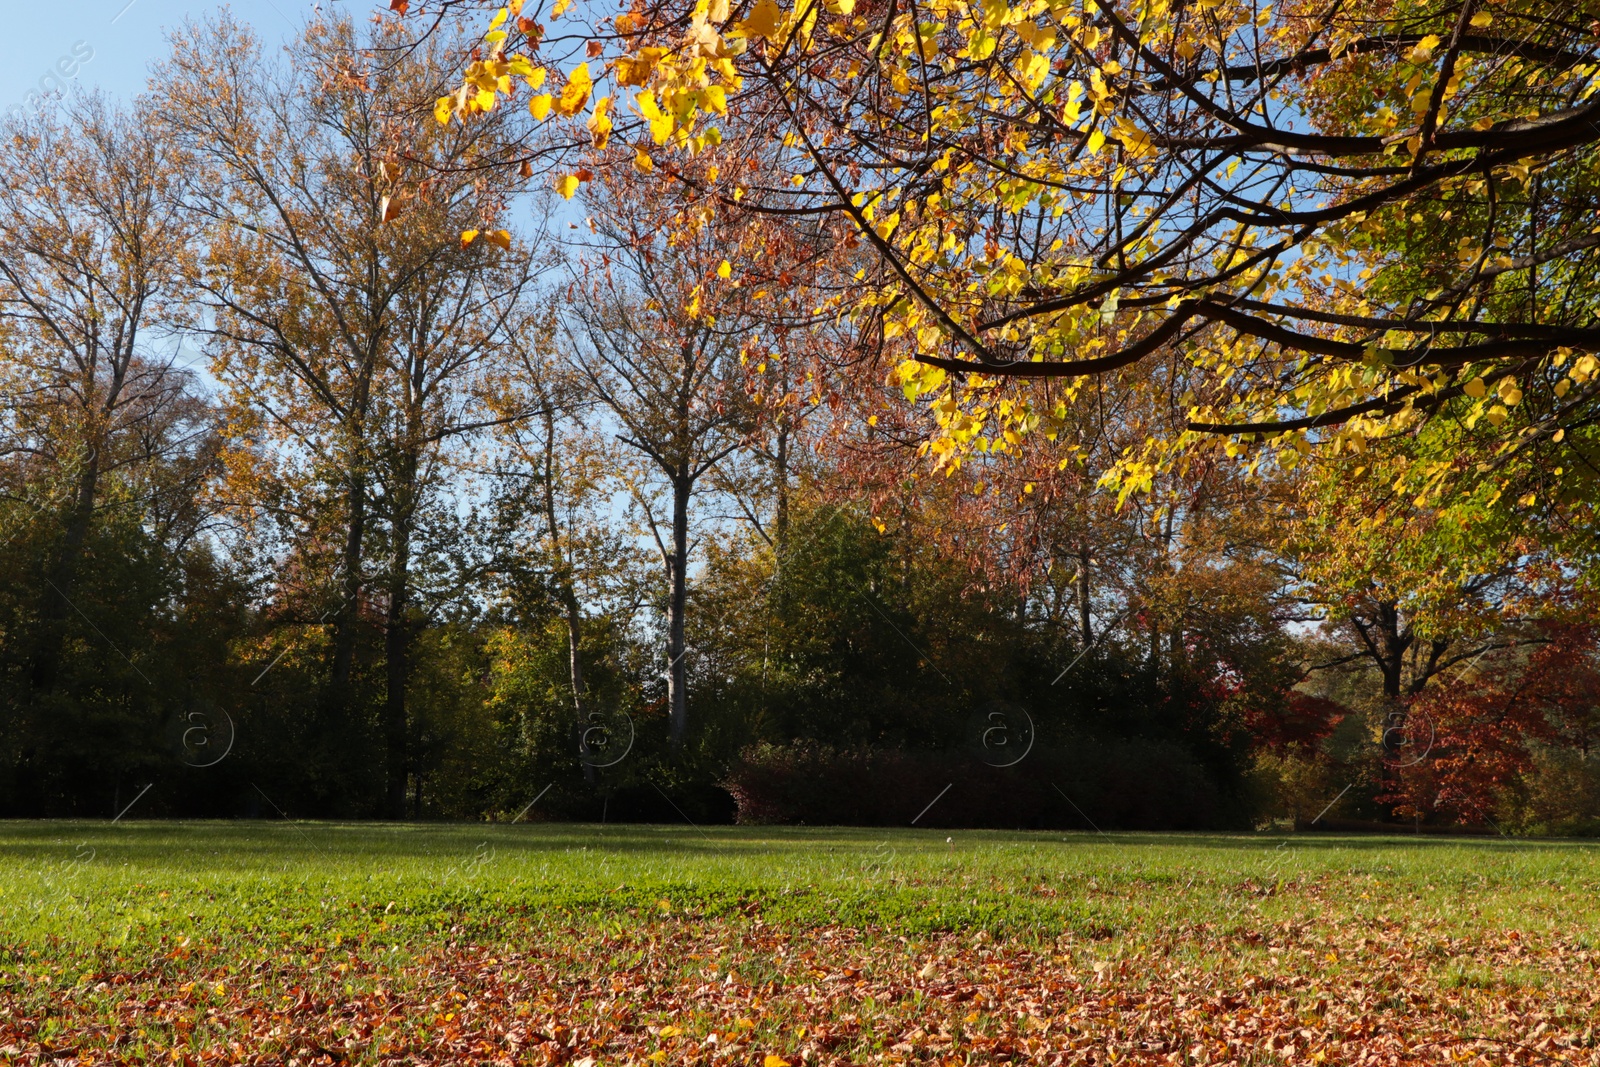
xmin=0 ymin=823 xmax=1597 ymax=1064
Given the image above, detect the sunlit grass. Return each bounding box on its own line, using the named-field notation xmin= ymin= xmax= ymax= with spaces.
xmin=4 ymin=823 xmax=1598 ymax=1062
xmin=3 ymin=821 xmax=1597 ymax=949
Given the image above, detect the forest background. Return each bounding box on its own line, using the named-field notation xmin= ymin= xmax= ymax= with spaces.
xmin=2 ymin=0 xmax=1599 ymax=834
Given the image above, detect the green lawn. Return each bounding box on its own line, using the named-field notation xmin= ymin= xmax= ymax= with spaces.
xmin=3 ymin=821 xmax=1599 ymax=944
xmin=2 ymin=822 xmax=1598 ymax=1063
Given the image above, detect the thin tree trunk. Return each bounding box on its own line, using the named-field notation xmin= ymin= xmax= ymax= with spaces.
xmin=384 ymin=524 xmax=410 ymax=819
xmin=666 ymin=472 xmax=691 ymax=748
xmin=32 ymin=449 xmax=102 ymax=692
xmin=539 ymin=407 xmax=594 ymax=780
xmin=325 ymin=475 xmax=367 ymax=719
xmin=773 ymin=422 xmax=790 ymax=560
xmin=1075 ymin=543 xmax=1092 ymax=646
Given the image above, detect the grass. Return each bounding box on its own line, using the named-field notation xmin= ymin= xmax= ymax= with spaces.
xmin=2 ymin=822 xmax=1599 ymax=1063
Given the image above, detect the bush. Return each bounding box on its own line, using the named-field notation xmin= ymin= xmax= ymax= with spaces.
xmin=1502 ymin=746 xmax=1600 ymax=837
xmin=1244 ymin=749 xmax=1342 ymax=826
xmin=723 ymin=739 xmax=1244 ymax=830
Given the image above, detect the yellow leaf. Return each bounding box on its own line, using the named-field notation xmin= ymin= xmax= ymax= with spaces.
xmin=1408 ymin=33 xmax=1441 ymax=62
xmin=1086 ymin=128 xmax=1106 ymax=154
xmin=460 ymin=229 xmax=481 ymax=247
xmin=530 ymin=94 xmax=553 ymax=119
xmin=556 ymin=63 xmax=593 ymax=117
xmin=660 ymin=1026 xmax=683 ymax=1038
xmin=734 ymin=0 xmax=784 ymax=40
xmin=552 ymin=0 xmax=574 ymax=16
xmin=1114 ymin=120 xmax=1154 ymax=158
xmin=526 ymin=66 xmax=547 ymax=89
xmin=555 ymin=174 xmax=581 ymax=199
xmin=616 ymin=48 xmax=667 ymax=87
xmin=587 ymin=95 xmax=613 ymax=148
xmin=487 ymin=229 xmax=512 ymax=250
xmin=1462 ymin=377 xmax=1486 ymax=398
xmin=434 ymin=95 xmax=454 ymax=125
xmin=1470 ymin=10 xmax=1492 ymax=26
xmin=717 ymin=260 xmax=732 ymax=278
xmin=634 ymin=150 xmax=655 ymax=173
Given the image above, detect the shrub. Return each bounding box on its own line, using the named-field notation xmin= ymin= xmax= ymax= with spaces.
xmin=723 ymin=739 xmax=1243 ymax=830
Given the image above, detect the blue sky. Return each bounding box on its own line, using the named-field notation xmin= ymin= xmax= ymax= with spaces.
xmin=3 ymin=1 xmax=387 ymax=114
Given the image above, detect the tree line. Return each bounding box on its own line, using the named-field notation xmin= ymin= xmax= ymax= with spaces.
xmin=1 ymin=8 xmax=1597 ymax=831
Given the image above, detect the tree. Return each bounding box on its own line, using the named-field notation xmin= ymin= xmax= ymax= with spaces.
xmin=0 ymin=94 xmax=200 ymax=694
xmin=483 ymin=333 xmax=651 ymax=774
xmin=1385 ymin=625 xmax=1600 ymax=824
xmin=562 ymin=204 xmax=760 ymax=748
xmin=158 ymin=14 xmax=539 ymax=815
xmin=424 ymin=0 xmax=1600 ymax=522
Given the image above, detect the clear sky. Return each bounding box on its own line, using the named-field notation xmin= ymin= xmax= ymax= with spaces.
xmin=3 ymin=1 xmax=388 ymax=115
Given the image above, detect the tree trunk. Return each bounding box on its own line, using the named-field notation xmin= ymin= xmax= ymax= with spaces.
xmin=32 ymin=448 xmax=102 ymax=693
xmin=1075 ymin=543 xmax=1092 ymax=646
xmin=539 ymin=408 xmax=594 ymax=780
xmin=384 ymin=529 xmax=410 ymax=820
xmin=773 ymin=422 xmax=790 ymax=560
xmin=666 ymin=472 xmax=691 ymax=748
xmin=324 ymin=474 xmax=367 ymax=720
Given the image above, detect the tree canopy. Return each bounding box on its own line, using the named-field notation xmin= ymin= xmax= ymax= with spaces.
xmin=426 ymin=0 xmax=1600 ymax=521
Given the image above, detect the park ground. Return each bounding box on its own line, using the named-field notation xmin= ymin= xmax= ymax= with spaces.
xmin=1 ymin=823 xmax=1598 ymax=1065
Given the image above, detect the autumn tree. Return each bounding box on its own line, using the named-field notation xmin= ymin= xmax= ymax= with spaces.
xmin=157 ymin=14 xmax=540 ymax=815
xmin=482 ymin=329 xmax=653 ymax=770
xmin=561 ymin=210 xmax=762 ymax=747
xmin=0 ymin=93 xmax=204 ymax=694
xmin=411 ymin=0 xmax=1600 ymax=537
xmin=1382 ymin=625 xmax=1600 ymax=824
